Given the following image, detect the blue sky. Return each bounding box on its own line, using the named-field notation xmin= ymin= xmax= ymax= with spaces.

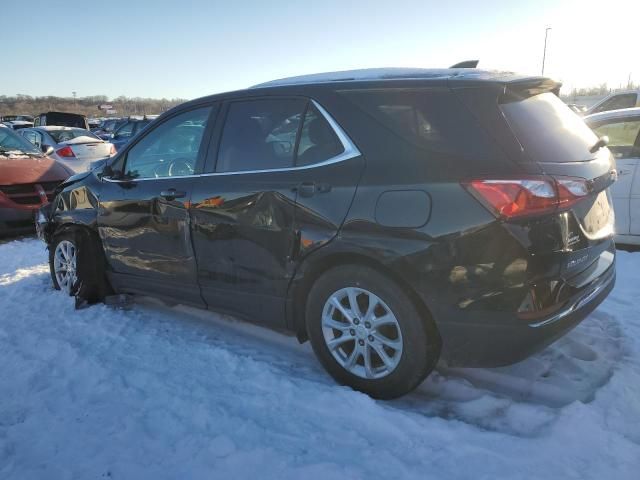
xmin=4 ymin=0 xmax=638 ymax=99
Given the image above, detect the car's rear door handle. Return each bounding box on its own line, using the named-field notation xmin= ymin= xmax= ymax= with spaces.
xmin=160 ymin=189 xmax=186 ymax=200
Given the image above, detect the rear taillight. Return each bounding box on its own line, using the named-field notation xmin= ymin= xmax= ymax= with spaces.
xmin=463 ymin=176 xmax=590 ymax=219
xmin=56 ymin=146 xmax=75 ymax=158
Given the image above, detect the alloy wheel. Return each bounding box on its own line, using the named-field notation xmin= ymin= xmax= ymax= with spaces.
xmin=53 ymin=240 xmax=77 ymax=294
xmin=321 ymin=287 xmax=404 ymax=379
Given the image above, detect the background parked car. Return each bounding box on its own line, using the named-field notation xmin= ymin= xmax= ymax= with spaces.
xmin=0 ymin=127 xmax=71 ymax=235
xmin=1 ymin=115 xmax=34 ymax=123
xmin=87 ymin=118 xmax=101 ymax=131
xmin=33 ymin=111 xmax=89 ymax=130
xmin=110 ymin=116 xmax=156 ymax=151
xmin=19 ymin=126 xmax=115 ymax=173
xmin=1 ymin=120 xmax=33 ymax=130
xmin=585 ymin=90 xmax=640 ymax=115
xmin=585 ymin=107 xmax=640 ymax=246
xmin=93 ymin=117 xmax=126 ymax=140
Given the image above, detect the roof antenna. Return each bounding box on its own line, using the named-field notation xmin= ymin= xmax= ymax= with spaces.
xmin=450 ymin=60 xmax=479 ymax=68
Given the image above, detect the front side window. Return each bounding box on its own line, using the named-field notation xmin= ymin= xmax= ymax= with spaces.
xmin=124 ymin=107 xmax=211 ymax=179
xmin=593 ymin=93 xmax=637 ymax=114
xmin=21 ymin=130 xmax=38 ymax=146
xmin=591 ymin=118 xmax=640 ymax=158
xmin=0 ymin=128 xmax=41 ymax=154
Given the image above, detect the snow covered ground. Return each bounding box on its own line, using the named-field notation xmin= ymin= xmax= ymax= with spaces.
xmin=1 ymin=238 xmax=639 ymax=479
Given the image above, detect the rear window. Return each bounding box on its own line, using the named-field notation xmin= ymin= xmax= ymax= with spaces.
xmin=500 ymin=92 xmax=598 ymax=163
xmin=48 ymin=128 xmax=99 ymax=143
xmin=339 ymin=88 xmax=496 ymax=158
xmin=45 ymin=113 xmax=87 ymax=128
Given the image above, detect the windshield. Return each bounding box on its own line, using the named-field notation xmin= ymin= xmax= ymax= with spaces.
xmin=0 ymin=128 xmax=41 ymax=155
xmin=500 ymin=92 xmax=599 ymax=163
xmin=48 ymin=128 xmax=100 ymax=144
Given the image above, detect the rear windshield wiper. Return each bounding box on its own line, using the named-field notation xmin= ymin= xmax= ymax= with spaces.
xmin=589 ymin=135 xmax=609 ymax=154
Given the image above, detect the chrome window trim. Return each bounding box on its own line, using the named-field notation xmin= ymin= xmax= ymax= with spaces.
xmin=102 ymin=100 xmax=361 ymax=183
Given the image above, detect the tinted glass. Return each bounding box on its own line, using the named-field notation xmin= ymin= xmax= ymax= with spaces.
xmin=124 ymin=107 xmax=211 ymax=179
xmin=296 ymin=104 xmax=343 ymax=166
xmin=0 ymin=128 xmax=41 ymax=154
xmin=593 ymin=93 xmax=637 ymax=114
xmin=48 ymin=128 xmax=100 ymax=143
xmin=45 ymin=113 xmax=86 ymax=128
xmin=501 ymin=92 xmax=598 ymax=163
xmin=114 ymin=122 xmax=134 ymax=139
xmin=341 ymin=88 xmax=495 ymax=157
xmin=217 ymin=98 xmax=307 ymax=172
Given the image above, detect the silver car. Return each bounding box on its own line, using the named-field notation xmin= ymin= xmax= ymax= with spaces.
xmin=19 ymin=126 xmax=115 ymax=173
xmin=585 ymin=107 xmax=640 ymax=245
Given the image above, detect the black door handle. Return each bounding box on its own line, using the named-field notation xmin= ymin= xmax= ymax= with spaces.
xmin=293 ymin=182 xmax=331 ymax=198
xmin=295 ymin=182 xmax=316 ymax=198
xmin=160 ymin=189 xmax=186 ymax=201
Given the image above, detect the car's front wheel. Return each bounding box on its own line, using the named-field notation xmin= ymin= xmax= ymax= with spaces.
xmin=49 ymin=229 xmax=110 ymax=302
xmin=306 ymin=265 xmax=440 ymax=399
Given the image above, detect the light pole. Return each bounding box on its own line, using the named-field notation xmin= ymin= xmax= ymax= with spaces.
xmin=541 ymin=27 xmax=551 ymax=75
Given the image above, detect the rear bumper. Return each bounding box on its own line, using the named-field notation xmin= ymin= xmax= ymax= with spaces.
xmin=437 ymin=261 xmax=616 ymax=367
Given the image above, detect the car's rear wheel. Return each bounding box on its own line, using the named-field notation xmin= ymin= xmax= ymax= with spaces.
xmin=49 ymin=229 xmax=110 ymax=302
xmin=306 ymin=265 xmax=440 ymax=399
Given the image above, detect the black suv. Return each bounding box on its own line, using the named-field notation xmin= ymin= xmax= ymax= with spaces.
xmin=37 ymin=68 xmax=617 ymax=399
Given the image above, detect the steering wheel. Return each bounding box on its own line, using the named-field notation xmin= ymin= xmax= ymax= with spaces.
xmin=168 ymin=158 xmax=194 ymax=177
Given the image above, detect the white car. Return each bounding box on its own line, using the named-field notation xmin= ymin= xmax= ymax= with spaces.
xmin=585 ymin=90 xmax=640 ymax=116
xmin=18 ymin=126 xmax=115 ymax=173
xmin=585 ymin=107 xmax=640 ymax=245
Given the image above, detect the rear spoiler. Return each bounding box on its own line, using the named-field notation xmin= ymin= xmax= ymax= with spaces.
xmin=450 ymin=60 xmax=479 ymax=68
xmin=501 ymin=77 xmax=562 ymax=102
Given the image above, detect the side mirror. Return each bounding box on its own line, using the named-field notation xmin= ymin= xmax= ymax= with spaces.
xmin=41 ymin=144 xmax=55 ymax=156
xmin=101 ymin=164 xmax=125 ymax=180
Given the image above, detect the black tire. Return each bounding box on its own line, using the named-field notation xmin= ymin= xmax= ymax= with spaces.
xmin=306 ymin=265 xmax=440 ymax=399
xmin=49 ymin=228 xmax=110 ymax=303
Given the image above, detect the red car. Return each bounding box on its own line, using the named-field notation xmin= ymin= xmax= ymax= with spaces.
xmin=0 ymin=126 xmax=72 ymax=235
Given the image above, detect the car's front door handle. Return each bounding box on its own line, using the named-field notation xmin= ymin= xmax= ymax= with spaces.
xmin=160 ymin=189 xmax=186 ymax=201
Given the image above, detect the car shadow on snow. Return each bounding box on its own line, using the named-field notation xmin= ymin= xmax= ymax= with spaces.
xmin=134 ymin=295 xmax=623 ymax=438
xmin=0 ymin=237 xmax=625 ymax=440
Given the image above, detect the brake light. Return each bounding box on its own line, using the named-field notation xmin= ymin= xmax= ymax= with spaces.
xmin=463 ymin=176 xmax=590 ymax=219
xmin=56 ymin=145 xmax=75 ymax=158
xmin=109 ymin=143 xmax=116 ymax=156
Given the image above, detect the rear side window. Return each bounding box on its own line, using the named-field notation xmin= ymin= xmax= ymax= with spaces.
xmin=501 ymin=92 xmax=598 ymax=163
xmin=218 ymin=99 xmax=306 ymax=172
xmin=340 ymin=88 xmax=494 ymax=157
xmin=297 ymin=104 xmax=343 ymax=166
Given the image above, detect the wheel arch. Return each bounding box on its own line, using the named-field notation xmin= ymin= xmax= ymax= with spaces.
xmin=287 ymin=248 xmax=440 ymax=347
